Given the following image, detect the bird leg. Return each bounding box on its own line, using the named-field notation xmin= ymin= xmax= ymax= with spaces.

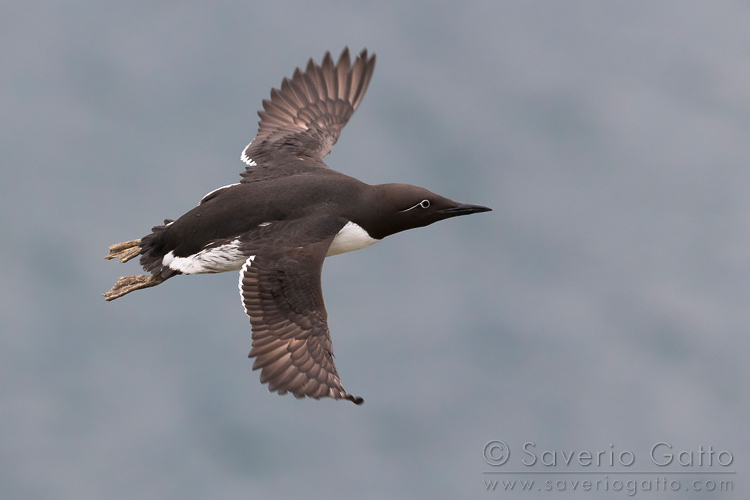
xmin=104 ymin=273 xmax=166 ymax=301
xmin=104 ymin=238 xmax=166 ymax=301
xmin=105 ymin=239 xmax=142 ymax=263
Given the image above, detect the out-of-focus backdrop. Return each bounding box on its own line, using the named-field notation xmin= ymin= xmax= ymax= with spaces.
xmin=2 ymin=1 xmax=747 ymax=498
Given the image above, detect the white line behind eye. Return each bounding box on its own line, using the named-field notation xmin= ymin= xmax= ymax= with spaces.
xmin=400 ymin=199 xmax=431 ymax=213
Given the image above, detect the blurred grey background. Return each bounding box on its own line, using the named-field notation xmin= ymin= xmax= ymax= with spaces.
xmin=2 ymin=1 xmax=748 ymax=498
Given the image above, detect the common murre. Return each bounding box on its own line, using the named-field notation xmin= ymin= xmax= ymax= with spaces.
xmin=104 ymin=48 xmax=491 ymax=405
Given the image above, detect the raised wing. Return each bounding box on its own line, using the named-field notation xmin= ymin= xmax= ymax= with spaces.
xmin=240 ymin=48 xmax=376 ymax=180
xmin=238 ymin=222 xmax=363 ymax=404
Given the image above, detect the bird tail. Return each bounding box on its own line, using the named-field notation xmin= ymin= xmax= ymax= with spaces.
xmin=138 ymin=220 xmax=174 ymax=276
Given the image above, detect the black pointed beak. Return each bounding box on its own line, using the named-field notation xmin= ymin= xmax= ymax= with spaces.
xmin=437 ymin=203 xmax=492 ymax=217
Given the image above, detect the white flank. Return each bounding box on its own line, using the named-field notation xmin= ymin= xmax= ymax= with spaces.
xmin=200 ymin=183 xmax=240 ymax=204
xmin=327 ymin=221 xmax=380 ymax=257
xmin=238 ymin=255 xmax=256 ymax=315
xmin=163 ymin=239 xmax=246 ymax=274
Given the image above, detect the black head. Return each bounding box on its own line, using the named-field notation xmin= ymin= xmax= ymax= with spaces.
xmin=365 ymin=183 xmax=491 ymax=239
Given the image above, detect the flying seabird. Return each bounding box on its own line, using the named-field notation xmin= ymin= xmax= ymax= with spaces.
xmin=104 ymin=48 xmax=491 ymax=405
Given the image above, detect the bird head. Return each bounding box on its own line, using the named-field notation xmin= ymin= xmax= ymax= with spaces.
xmin=366 ymin=183 xmax=492 ymax=239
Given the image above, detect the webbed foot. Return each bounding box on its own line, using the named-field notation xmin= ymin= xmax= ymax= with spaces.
xmin=104 ymin=273 xmax=165 ymax=301
xmin=105 ymin=239 xmax=141 ymax=263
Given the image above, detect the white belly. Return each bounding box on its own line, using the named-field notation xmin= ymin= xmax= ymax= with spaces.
xmin=327 ymin=221 xmax=380 ymax=257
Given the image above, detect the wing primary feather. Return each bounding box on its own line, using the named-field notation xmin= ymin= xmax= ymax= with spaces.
xmin=321 ymin=51 xmax=337 ymax=100
xmin=240 ymin=47 xmax=375 ymax=178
